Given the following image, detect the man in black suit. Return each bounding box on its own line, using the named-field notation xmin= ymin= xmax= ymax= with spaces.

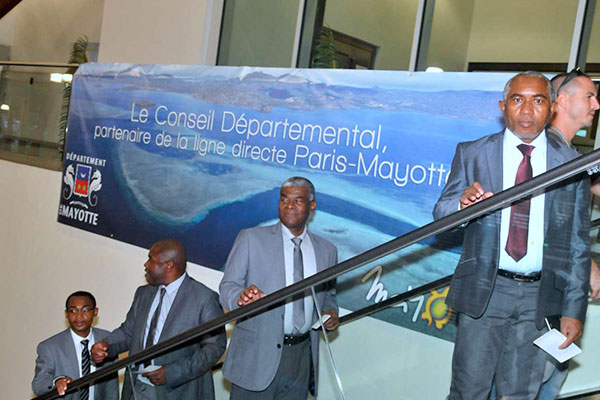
xmin=32 ymin=291 xmax=118 ymax=399
xmin=92 ymin=239 xmax=227 ymax=400
xmin=434 ymin=71 xmax=590 ymax=399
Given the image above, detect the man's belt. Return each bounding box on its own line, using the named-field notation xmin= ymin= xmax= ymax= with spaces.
xmin=497 ymin=269 xmax=541 ymax=282
xmin=283 ymin=331 xmax=310 ymax=345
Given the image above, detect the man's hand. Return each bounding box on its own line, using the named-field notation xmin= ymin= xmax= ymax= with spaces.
xmin=322 ymin=310 xmax=339 ymax=331
xmin=237 ymin=285 xmax=265 ymax=306
xmin=590 ymin=259 xmax=600 ymax=300
xmin=55 ymin=376 xmax=73 ymax=396
xmin=460 ymin=182 xmax=493 ymax=209
xmin=91 ymin=341 xmax=109 ymax=364
xmin=142 ymin=367 xmax=167 ymax=385
xmin=559 ymin=316 xmax=583 ymax=349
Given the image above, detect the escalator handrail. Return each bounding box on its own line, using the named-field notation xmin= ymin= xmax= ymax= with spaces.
xmin=337 ymin=215 xmax=600 ymax=326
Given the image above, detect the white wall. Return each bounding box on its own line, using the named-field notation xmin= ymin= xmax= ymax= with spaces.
xmin=0 ymin=0 xmax=104 ymax=62
xmin=466 ymin=0 xmax=578 ymax=64
xmin=98 ymin=0 xmax=222 ymax=65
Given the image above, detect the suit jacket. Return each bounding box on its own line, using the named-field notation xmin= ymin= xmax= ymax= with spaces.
xmin=104 ymin=274 xmax=227 ymax=400
xmin=32 ymin=327 xmax=119 ymax=400
xmin=433 ymin=131 xmax=591 ymax=329
xmin=219 ymin=222 xmax=338 ymax=393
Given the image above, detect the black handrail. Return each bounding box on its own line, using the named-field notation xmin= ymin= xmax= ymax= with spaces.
xmin=33 ymin=148 xmax=600 ymax=400
xmin=336 ymin=214 xmax=600 ymax=325
xmin=211 ymin=213 xmax=600 ymax=372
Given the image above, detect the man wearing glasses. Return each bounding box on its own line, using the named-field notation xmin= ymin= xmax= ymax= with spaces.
xmin=32 ymin=291 xmax=118 ymax=399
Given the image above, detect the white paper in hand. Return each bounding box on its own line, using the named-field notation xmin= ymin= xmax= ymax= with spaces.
xmin=312 ymin=314 xmax=331 ymax=330
xmin=533 ymin=329 xmax=581 ymax=363
xmin=132 ymin=364 xmax=162 ymax=374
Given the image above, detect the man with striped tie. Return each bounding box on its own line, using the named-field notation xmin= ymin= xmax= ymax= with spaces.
xmin=91 ymin=239 xmax=227 ymax=400
xmin=32 ymin=291 xmax=118 ymax=399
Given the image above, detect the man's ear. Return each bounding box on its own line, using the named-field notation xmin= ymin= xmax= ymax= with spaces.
xmin=550 ymin=100 xmax=557 ymax=115
xmin=555 ymin=94 xmax=568 ymax=110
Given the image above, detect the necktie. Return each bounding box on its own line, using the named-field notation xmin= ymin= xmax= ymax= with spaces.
xmin=505 ymin=144 xmax=534 ymax=261
xmin=80 ymin=339 xmax=90 ymax=400
xmin=144 ymin=287 xmax=166 ymax=366
xmin=291 ymin=237 xmax=305 ymax=333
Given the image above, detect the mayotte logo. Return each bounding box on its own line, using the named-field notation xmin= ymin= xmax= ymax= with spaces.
xmin=421 ymin=286 xmax=453 ymax=330
xmin=62 ymin=164 xmax=103 ymax=206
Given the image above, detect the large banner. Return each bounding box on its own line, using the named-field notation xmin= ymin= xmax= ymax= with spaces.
xmin=58 ymin=63 xmax=512 ymax=341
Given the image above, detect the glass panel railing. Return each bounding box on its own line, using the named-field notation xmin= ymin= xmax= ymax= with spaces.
xmin=556 ymin=220 xmax=600 ymax=398
xmin=316 ymin=232 xmax=600 ymax=397
xmin=0 ymin=62 xmax=78 ymax=169
xmin=32 ymin=148 xmax=600 ymax=400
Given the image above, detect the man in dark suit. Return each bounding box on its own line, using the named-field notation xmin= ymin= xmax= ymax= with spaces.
xmin=32 ymin=291 xmax=118 ymax=399
xmin=220 ymin=176 xmax=339 ymax=399
xmin=434 ymin=71 xmax=590 ymax=399
xmin=91 ymin=239 xmax=227 ymax=400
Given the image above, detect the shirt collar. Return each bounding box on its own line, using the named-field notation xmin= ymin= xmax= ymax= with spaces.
xmin=548 ymin=125 xmax=571 ymax=147
xmin=161 ymin=271 xmax=186 ymax=296
xmin=281 ymin=222 xmax=308 ymax=242
xmin=504 ymin=127 xmax=547 ymax=149
xmin=70 ymin=328 xmax=93 ymax=344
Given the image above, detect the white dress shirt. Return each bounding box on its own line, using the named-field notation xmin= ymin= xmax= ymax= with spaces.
xmin=499 ymin=128 xmax=547 ymax=274
xmin=281 ymin=224 xmax=317 ymax=334
xmin=69 ymin=329 xmax=96 ymax=400
xmin=139 ymin=272 xmax=186 ymax=385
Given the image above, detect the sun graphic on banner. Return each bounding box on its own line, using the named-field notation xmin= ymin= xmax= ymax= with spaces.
xmin=421 ymin=287 xmax=452 ymax=330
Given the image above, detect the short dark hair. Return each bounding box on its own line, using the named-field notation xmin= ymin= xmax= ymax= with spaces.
xmin=65 ymin=291 xmax=97 ymax=309
xmin=153 ymin=239 xmax=187 ymax=272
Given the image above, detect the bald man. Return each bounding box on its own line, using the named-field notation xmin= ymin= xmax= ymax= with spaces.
xmin=535 ymin=70 xmax=600 ymax=400
xmin=91 ymin=239 xmax=226 ymax=400
xmin=549 ymin=70 xmax=599 ymax=300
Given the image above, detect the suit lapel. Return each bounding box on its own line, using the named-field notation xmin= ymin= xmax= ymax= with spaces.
xmin=307 ymin=230 xmax=326 ymax=272
xmin=486 ymin=132 xmax=504 ymax=195
xmin=138 ymin=287 xmax=159 ymax=347
xmin=59 ymin=329 xmax=81 ymax=379
xmin=159 ymin=275 xmax=190 ymax=341
xmin=273 ymin=223 xmax=286 ymax=289
xmin=544 ymin=136 xmax=564 ymax=235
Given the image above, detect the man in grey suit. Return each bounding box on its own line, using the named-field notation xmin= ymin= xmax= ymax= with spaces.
xmin=434 ymin=71 xmax=590 ymax=399
xmin=220 ymin=176 xmax=339 ymax=399
xmin=91 ymin=239 xmax=227 ymax=400
xmin=32 ymin=291 xmax=118 ymax=399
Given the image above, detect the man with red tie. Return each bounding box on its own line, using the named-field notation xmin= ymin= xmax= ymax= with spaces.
xmin=434 ymin=71 xmax=591 ymax=400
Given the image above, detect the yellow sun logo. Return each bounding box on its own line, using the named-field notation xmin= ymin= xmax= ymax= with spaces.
xmin=421 ymin=286 xmax=452 ymax=330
